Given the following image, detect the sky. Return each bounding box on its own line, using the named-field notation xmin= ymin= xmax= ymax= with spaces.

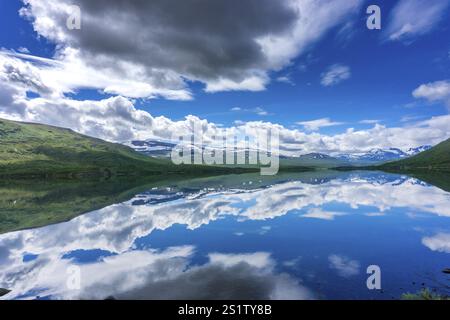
xmin=0 ymin=0 xmax=450 ymax=155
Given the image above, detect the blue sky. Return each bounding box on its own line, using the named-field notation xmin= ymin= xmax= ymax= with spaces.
xmin=0 ymin=0 xmax=450 ymax=153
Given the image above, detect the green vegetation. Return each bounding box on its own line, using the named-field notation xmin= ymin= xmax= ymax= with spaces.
xmin=335 ymin=138 xmax=450 ymax=192
xmin=406 ymin=171 xmax=450 ymax=193
xmin=380 ymin=138 xmax=450 ymax=172
xmin=0 ymin=176 xmax=173 ymax=233
xmin=376 ymin=138 xmax=450 ymax=192
xmin=401 ymin=288 xmax=449 ymax=300
xmin=0 ymin=288 xmax=11 ymax=297
xmin=0 ymin=118 xmax=256 ymax=179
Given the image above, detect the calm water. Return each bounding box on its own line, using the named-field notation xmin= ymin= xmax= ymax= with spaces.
xmin=0 ymin=171 xmax=449 ymax=300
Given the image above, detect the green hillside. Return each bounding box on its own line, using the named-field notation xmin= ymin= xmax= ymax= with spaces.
xmin=380 ymin=138 xmax=450 ymax=172
xmin=0 ymin=118 xmax=254 ymax=179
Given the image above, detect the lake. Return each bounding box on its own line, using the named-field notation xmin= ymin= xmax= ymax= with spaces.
xmin=0 ymin=171 xmax=449 ymax=300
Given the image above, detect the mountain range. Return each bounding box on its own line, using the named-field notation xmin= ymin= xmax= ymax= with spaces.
xmin=128 ymin=139 xmax=432 ymax=166
xmin=336 ymin=146 xmax=431 ymax=164
xmin=1 ymin=118 xmax=448 ymax=179
xmin=380 ymin=138 xmax=450 ymax=171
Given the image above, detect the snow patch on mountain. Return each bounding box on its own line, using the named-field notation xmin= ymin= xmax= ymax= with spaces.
xmin=336 ymin=145 xmax=431 ymax=164
xmin=128 ymin=139 xmax=432 ymax=164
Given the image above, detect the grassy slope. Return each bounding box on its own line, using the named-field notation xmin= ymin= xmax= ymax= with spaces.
xmin=334 ymin=138 xmax=450 ymax=192
xmin=379 ymin=138 xmax=450 ymax=172
xmin=0 ymin=176 xmax=196 ymax=233
xmin=0 ymin=118 xmax=258 ymax=179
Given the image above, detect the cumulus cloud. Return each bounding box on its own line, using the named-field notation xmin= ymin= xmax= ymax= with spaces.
xmin=1 ymin=49 xmax=192 ymax=100
xmin=413 ymin=80 xmax=450 ymax=110
xmin=2 ymin=1 xmax=447 ymax=154
xmin=2 ymin=50 xmax=450 ymax=152
xmin=328 ymin=254 xmax=360 ymax=277
xmin=0 ymin=53 xmax=54 ymax=97
xmin=385 ymin=0 xmax=450 ymax=42
xmin=115 ymin=252 xmax=313 ymax=300
xmin=2 ymin=3 xmax=448 ymax=153
xmin=422 ymin=233 xmax=450 ymax=253
xmin=0 ymin=239 xmax=314 ymax=299
xmin=320 ymin=64 xmax=350 ymax=87
xmin=297 ymin=118 xmax=344 ymax=131
xmin=19 ymin=0 xmax=364 ymax=94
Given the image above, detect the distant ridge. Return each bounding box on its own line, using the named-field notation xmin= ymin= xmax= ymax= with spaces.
xmin=130 ymin=138 xmax=432 ymax=166
xmin=379 ymin=137 xmax=450 ymax=172
xmin=336 ymin=146 xmax=431 ymax=164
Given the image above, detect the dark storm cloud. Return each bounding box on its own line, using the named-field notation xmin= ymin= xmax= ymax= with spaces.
xmin=20 ymin=0 xmax=364 ymax=93
xmin=113 ymin=262 xmax=280 ymax=300
xmin=44 ymin=0 xmax=298 ymax=82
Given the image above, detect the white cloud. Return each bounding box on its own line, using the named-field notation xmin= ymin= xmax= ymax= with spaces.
xmin=297 ymin=118 xmax=344 ymax=131
xmin=18 ymin=0 xmax=364 ymax=95
xmin=17 ymin=47 xmax=30 ymax=54
xmin=320 ymin=64 xmax=350 ymax=87
xmin=386 ymin=0 xmax=450 ymax=41
xmin=205 ymin=75 xmax=269 ymax=93
xmin=400 ymin=114 xmax=425 ymax=123
xmin=328 ymin=254 xmax=360 ymax=277
xmin=302 ymin=208 xmax=346 ymax=220
xmin=359 ymin=119 xmax=381 ymax=125
xmin=413 ymin=80 xmax=450 ymax=110
xmin=0 ymin=234 xmax=314 ymax=300
xmin=230 ymin=106 xmax=269 ymax=116
xmin=365 ymin=212 xmax=385 ymax=217
xmin=1 ymin=49 xmax=192 ymax=100
xmin=209 ymin=252 xmax=272 ymax=269
xmin=422 ymin=233 xmax=450 ymax=253
xmin=276 ymin=75 xmax=295 ymax=85
xmin=1 ymin=51 xmax=450 ymax=152
xmin=254 ymin=107 xmax=269 ymax=116
xmin=283 ymin=257 xmax=302 ymax=269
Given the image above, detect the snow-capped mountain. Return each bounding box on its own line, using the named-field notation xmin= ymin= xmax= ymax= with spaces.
xmin=336 ymin=145 xmax=431 ymax=164
xmin=128 ymin=139 xmax=261 ymax=158
xmin=405 ymin=145 xmax=432 ymax=155
xmin=127 ymin=140 xmax=176 ymax=157
xmin=302 ymin=153 xmax=332 ymax=160
xmin=128 ymin=139 xmax=432 ymax=165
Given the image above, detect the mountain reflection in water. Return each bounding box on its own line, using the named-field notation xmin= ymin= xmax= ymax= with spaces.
xmin=0 ymin=171 xmax=449 ymax=300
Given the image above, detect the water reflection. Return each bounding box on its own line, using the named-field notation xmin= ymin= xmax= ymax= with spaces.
xmin=0 ymin=171 xmax=449 ymax=299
